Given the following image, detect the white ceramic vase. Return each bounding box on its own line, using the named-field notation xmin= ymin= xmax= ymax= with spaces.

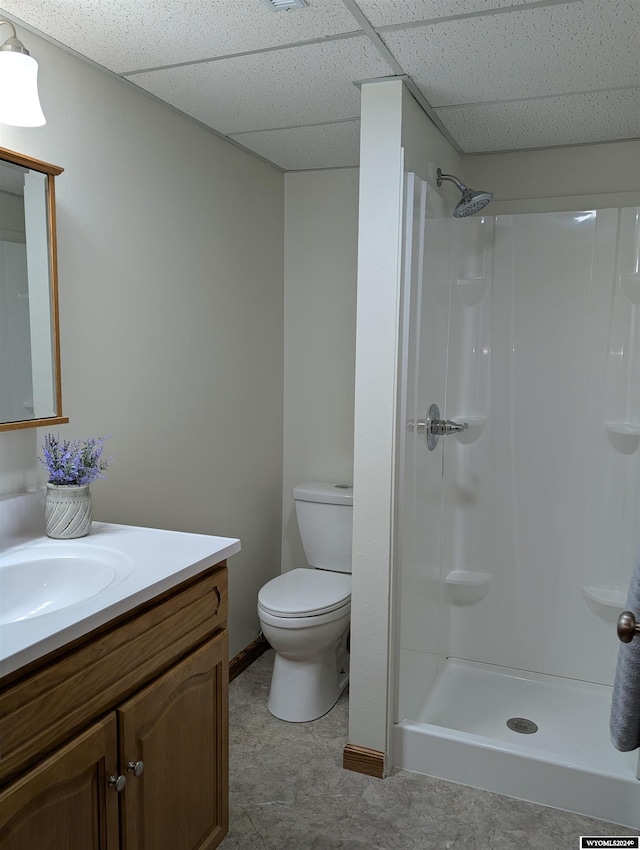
xmin=45 ymin=483 xmax=92 ymax=539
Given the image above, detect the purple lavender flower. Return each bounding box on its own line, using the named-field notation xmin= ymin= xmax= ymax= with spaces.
xmin=39 ymin=434 xmax=112 ymax=485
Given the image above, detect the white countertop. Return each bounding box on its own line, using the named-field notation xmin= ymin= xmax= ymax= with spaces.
xmin=0 ymin=521 xmax=240 ymax=678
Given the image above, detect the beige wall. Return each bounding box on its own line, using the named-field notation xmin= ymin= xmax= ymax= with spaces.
xmin=0 ymin=25 xmax=284 ymax=658
xmin=462 ymin=139 xmax=640 ymax=213
xmin=281 ymin=169 xmax=358 ymax=574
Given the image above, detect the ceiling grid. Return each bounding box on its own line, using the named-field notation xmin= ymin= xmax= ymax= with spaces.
xmin=0 ymin=0 xmax=636 ymax=170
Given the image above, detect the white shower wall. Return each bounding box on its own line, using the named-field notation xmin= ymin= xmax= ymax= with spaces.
xmin=399 ymin=201 xmax=640 ymax=717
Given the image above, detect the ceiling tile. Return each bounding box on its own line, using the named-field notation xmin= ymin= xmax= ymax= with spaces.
xmin=382 ymin=0 xmax=639 ymax=106
xmin=131 ymin=37 xmax=391 ymax=134
xmin=230 ymin=120 xmax=360 ymax=170
xmin=436 ymin=88 xmax=640 ymax=152
xmin=0 ymin=0 xmax=362 ymax=72
xmin=355 ymin=0 xmax=533 ymax=28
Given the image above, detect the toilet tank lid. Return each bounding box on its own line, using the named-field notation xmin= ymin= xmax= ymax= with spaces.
xmin=293 ymin=482 xmax=353 ymax=506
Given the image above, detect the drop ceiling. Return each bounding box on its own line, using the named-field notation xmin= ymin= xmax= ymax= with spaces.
xmin=0 ymin=0 xmax=637 ymax=171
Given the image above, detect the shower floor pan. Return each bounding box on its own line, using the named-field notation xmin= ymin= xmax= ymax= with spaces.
xmin=393 ymin=658 xmax=640 ymax=828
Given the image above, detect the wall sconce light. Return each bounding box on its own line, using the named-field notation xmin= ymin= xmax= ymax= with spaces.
xmin=0 ymin=20 xmax=45 ymax=126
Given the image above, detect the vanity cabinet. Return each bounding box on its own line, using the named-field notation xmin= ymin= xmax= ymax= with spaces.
xmin=0 ymin=562 xmax=229 ymax=850
xmin=118 ymin=634 xmax=228 ymax=850
xmin=0 ymin=714 xmax=120 ymax=848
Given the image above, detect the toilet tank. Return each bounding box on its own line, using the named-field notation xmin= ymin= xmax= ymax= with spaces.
xmin=293 ymin=482 xmax=353 ymax=573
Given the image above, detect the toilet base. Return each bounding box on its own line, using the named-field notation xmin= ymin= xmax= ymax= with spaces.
xmin=268 ymin=634 xmax=349 ymax=722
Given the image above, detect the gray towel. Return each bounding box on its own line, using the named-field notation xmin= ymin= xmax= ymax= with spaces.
xmin=611 ymin=551 xmax=640 ymax=751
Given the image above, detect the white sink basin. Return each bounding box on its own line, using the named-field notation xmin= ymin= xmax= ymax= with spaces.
xmin=0 ymin=502 xmax=241 ymax=679
xmin=0 ymin=543 xmax=132 ymax=624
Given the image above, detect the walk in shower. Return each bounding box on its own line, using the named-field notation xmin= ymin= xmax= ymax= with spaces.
xmin=392 ymin=172 xmax=640 ymax=827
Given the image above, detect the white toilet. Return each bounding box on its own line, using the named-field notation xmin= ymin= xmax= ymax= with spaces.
xmin=257 ymin=482 xmax=353 ymax=722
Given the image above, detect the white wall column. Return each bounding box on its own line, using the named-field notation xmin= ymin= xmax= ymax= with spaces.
xmin=348 ymin=79 xmax=462 ymax=761
xmin=349 ymin=79 xmax=404 ymax=758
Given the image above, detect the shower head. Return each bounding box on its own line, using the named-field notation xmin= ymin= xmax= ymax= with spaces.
xmin=436 ymin=168 xmax=493 ymax=218
xmin=452 ymin=187 xmax=494 ymax=218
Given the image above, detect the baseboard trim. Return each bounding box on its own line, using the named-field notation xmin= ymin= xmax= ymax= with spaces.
xmin=343 ymin=743 xmax=385 ymax=778
xmin=229 ymin=634 xmax=270 ymax=682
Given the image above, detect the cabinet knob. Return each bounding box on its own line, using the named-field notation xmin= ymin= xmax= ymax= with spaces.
xmin=109 ymin=774 xmax=126 ymax=792
xmin=127 ymin=760 xmax=144 ymax=777
xmin=617 ymin=611 xmax=640 ymax=643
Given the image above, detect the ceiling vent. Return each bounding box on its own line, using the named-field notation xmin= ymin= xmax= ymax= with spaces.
xmin=261 ymin=0 xmax=309 ymax=10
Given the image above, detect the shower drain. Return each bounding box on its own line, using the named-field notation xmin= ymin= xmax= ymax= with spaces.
xmin=506 ymin=717 xmax=538 ymax=734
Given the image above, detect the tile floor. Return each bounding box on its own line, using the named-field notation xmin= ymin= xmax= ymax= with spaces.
xmin=219 ymin=651 xmax=637 ymax=850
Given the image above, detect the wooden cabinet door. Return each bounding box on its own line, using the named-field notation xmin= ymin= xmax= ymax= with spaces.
xmin=118 ymin=632 xmax=229 ymax=850
xmin=0 ymin=714 xmax=120 ymax=850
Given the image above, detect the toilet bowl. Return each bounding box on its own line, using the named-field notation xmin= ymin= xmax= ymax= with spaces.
xmin=257 ymin=482 xmax=353 ymax=722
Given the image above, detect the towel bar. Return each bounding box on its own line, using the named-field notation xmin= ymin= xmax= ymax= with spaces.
xmin=617 ymin=611 xmax=640 ymax=642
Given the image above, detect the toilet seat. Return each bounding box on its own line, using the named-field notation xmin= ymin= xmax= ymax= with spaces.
xmin=257 ymin=568 xmax=351 ymax=618
xmin=257 ymin=600 xmax=350 ymax=631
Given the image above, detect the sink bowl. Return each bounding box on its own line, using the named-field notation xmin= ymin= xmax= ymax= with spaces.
xmin=0 ymin=543 xmax=132 ymax=624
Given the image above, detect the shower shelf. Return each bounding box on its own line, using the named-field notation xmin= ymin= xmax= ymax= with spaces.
xmin=582 ymin=586 xmax=627 ymax=623
xmin=605 ymin=422 xmax=640 ymax=435
xmin=619 ymin=273 xmax=640 ymax=306
xmin=604 ymin=423 xmax=640 ymax=454
xmin=453 ymin=415 xmax=487 ymax=444
xmin=445 ymin=570 xmax=493 ymax=605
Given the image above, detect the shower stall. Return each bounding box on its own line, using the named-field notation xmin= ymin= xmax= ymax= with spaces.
xmin=392 ymin=171 xmax=640 ymax=827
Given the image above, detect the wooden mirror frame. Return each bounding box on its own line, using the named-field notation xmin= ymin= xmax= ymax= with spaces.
xmin=0 ymin=146 xmax=68 ymax=432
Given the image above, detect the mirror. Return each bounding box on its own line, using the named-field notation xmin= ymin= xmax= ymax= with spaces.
xmin=0 ymin=146 xmax=67 ymax=432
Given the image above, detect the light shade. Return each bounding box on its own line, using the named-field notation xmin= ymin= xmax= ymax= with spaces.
xmin=0 ymin=50 xmax=45 ymax=126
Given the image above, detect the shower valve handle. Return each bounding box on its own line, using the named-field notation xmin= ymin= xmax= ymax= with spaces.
xmin=412 ymin=416 xmax=468 ymax=436
xmin=413 ymin=405 xmax=470 ymax=450
xmin=432 ymin=419 xmax=469 ymax=436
